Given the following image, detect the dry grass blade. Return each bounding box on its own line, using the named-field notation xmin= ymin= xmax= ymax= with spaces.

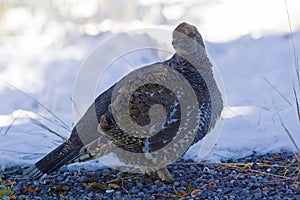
xmin=3 ymin=117 xmax=18 ymax=135
xmin=277 ymin=112 xmax=300 ymax=162
xmin=250 ymin=169 xmax=293 ymax=180
xmin=19 ymin=110 xmax=70 ymax=136
xmin=0 ymin=79 xmax=71 ymax=132
xmin=293 ymin=85 xmax=300 ymax=122
xmin=70 ymin=97 xmax=81 ymax=120
xmin=27 ymin=116 xmax=67 ymax=142
xmin=284 ymin=0 xmax=300 ymax=162
xmin=0 ymin=149 xmax=44 ymax=156
xmin=263 ymin=77 xmax=292 ymax=106
xmin=293 ymin=89 xmax=300 ymax=160
xmin=282 ymin=124 xmax=300 ymax=162
xmin=285 ymin=0 xmax=300 ymax=90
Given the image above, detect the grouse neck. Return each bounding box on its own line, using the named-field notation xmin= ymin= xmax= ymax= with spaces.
xmin=177 ymin=48 xmax=213 ymax=82
xmin=178 ymin=46 xmax=210 ymax=68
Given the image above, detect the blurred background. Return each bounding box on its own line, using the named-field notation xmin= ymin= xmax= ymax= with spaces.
xmin=0 ymin=0 xmax=300 ymax=165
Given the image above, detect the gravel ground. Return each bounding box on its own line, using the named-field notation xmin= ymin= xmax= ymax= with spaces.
xmin=1 ymin=151 xmax=299 ymax=200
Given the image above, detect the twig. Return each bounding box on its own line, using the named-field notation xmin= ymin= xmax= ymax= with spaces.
xmin=121 ymin=180 xmax=131 ymax=195
xmin=250 ymin=169 xmax=293 ymax=180
xmin=152 ymin=193 xmax=175 ymax=198
xmin=174 ymin=161 xmax=299 ymax=170
xmin=258 ymin=177 xmax=299 ymax=183
xmin=107 ymin=175 xmax=135 ymax=183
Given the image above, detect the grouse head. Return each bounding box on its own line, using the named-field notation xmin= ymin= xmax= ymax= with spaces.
xmin=172 ymin=22 xmax=205 ymax=56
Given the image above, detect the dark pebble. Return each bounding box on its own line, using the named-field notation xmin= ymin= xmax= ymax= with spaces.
xmin=294 ymin=188 xmax=300 ymax=194
xmin=59 ymin=166 xmax=69 ymax=173
xmin=79 ymin=176 xmax=89 ymax=183
xmin=251 ymin=162 xmax=259 ymax=170
xmin=173 ymin=181 xmax=180 ymax=186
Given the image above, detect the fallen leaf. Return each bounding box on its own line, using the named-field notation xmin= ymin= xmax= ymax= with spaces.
xmin=272 ymin=154 xmax=282 ymax=161
xmin=89 ymin=182 xmax=107 ymax=191
xmin=108 ymin=183 xmax=121 ymax=189
xmin=176 ymin=190 xmax=186 ymax=197
xmin=9 ymin=196 xmax=16 ymax=200
xmin=264 ymin=160 xmax=273 ymax=165
xmin=59 ymin=185 xmax=70 ymax=191
xmin=209 ymin=182 xmax=216 ymax=187
xmin=191 ymin=189 xmax=202 ymax=196
xmin=23 ymin=185 xmax=38 ymax=192
xmin=60 ymin=193 xmax=65 ymax=198
xmin=5 ymin=180 xmax=15 ymax=186
xmin=262 ymin=187 xmax=269 ymax=193
xmin=244 ymin=165 xmax=251 ymax=170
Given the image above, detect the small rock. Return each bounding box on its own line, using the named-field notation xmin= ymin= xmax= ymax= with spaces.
xmin=17 ymin=195 xmax=26 ymax=200
xmin=106 ymin=189 xmax=114 ymax=193
xmin=294 ymin=188 xmax=300 ymax=194
xmin=56 ymin=176 xmax=64 ymax=182
xmin=60 ymin=166 xmax=69 ymax=173
xmin=223 ymin=187 xmax=233 ymax=194
xmin=173 ymin=181 xmax=180 ymax=187
xmin=137 ymin=192 xmax=145 ymax=197
xmin=79 ymin=176 xmax=89 ymax=183
xmin=176 ymin=186 xmax=186 ymax=192
xmin=102 ymin=168 xmax=110 ymax=176
xmin=131 ymin=187 xmax=140 ymax=194
xmin=251 ymin=163 xmax=259 ymax=170
xmin=85 ymin=185 xmax=92 ymax=192
xmin=203 ymin=166 xmax=211 ymax=174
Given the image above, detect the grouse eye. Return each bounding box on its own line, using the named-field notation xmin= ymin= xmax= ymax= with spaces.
xmin=188 ymin=31 xmax=196 ymax=37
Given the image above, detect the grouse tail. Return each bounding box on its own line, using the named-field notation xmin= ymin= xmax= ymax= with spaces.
xmin=24 ymin=143 xmax=80 ymax=179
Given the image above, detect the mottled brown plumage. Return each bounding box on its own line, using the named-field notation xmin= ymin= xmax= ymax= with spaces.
xmin=24 ymin=22 xmax=223 ymax=181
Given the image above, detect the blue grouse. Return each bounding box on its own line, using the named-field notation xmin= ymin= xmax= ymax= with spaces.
xmin=25 ymin=22 xmax=223 ymax=181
